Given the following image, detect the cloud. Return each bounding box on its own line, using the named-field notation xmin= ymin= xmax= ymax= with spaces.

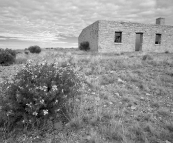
xmin=0 ymin=38 xmax=7 ymax=40
xmin=0 ymin=0 xmax=172 ymax=49
xmin=140 ymin=0 xmax=156 ymax=7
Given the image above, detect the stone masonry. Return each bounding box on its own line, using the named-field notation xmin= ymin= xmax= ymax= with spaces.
xmin=78 ymin=18 xmax=173 ymax=53
xmin=78 ymin=21 xmax=99 ymax=51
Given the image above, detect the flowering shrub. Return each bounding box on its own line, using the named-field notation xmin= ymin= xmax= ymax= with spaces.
xmin=0 ymin=60 xmax=81 ymax=130
xmin=0 ymin=48 xmax=16 ymax=66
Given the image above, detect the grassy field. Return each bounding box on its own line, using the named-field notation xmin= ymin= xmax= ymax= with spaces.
xmin=0 ymin=49 xmax=173 ymax=143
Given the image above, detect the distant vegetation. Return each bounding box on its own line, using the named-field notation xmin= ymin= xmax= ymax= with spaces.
xmin=28 ymin=45 xmax=41 ymax=54
xmin=24 ymin=48 xmax=30 ymax=55
xmin=0 ymin=48 xmax=16 ymax=66
xmin=79 ymin=41 xmax=90 ymax=51
xmin=165 ymin=51 xmax=169 ymax=54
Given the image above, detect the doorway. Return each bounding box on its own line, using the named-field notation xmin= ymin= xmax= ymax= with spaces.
xmin=135 ymin=33 xmax=143 ymax=51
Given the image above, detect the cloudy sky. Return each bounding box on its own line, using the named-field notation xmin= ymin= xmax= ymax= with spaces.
xmin=0 ymin=0 xmax=172 ymax=49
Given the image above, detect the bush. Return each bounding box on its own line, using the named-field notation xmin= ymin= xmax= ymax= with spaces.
xmin=0 ymin=48 xmax=16 ymax=66
xmin=28 ymin=45 xmax=41 ymax=54
xmin=142 ymin=54 xmax=153 ymax=61
xmin=0 ymin=60 xmax=81 ymax=130
xmin=79 ymin=41 xmax=90 ymax=51
xmin=24 ymin=49 xmax=30 ymax=55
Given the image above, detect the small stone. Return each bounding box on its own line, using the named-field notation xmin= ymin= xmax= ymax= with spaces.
xmin=140 ymin=97 xmax=145 ymax=100
xmin=76 ymin=98 xmax=80 ymax=102
xmin=109 ymin=102 xmax=113 ymax=105
xmin=146 ymin=93 xmax=150 ymax=96
xmin=118 ymin=78 xmax=124 ymax=83
xmin=115 ymin=92 xmax=120 ymax=97
xmin=131 ymin=106 xmax=136 ymax=110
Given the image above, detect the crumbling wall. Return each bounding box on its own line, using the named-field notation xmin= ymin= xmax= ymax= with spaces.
xmin=98 ymin=20 xmax=173 ymax=53
xmin=78 ymin=21 xmax=99 ymax=51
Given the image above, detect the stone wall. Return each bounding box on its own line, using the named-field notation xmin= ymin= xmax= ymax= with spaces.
xmin=78 ymin=21 xmax=99 ymax=51
xmin=98 ymin=20 xmax=173 ymax=53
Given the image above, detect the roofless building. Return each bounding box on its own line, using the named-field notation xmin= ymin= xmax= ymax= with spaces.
xmin=78 ymin=18 xmax=173 ymax=53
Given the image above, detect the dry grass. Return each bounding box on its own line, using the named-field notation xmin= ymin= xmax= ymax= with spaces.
xmin=0 ymin=49 xmax=173 ymax=143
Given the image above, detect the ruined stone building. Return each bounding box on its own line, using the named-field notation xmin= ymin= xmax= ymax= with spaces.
xmin=78 ymin=18 xmax=173 ymax=53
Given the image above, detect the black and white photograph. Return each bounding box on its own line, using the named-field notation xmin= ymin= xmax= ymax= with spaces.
xmin=0 ymin=0 xmax=173 ymax=142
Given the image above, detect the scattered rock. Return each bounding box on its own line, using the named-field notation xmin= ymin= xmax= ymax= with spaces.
xmin=109 ymin=102 xmax=113 ymax=105
xmin=76 ymin=98 xmax=80 ymax=102
xmin=131 ymin=106 xmax=137 ymax=110
xmin=140 ymin=97 xmax=145 ymax=100
xmin=146 ymin=93 xmax=151 ymax=96
xmin=114 ymin=92 xmax=120 ymax=97
xmin=91 ymin=92 xmax=96 ymax=95
xmin=117 ymin=78 xmax=125 ymax=83
xmin=109 ymin=71 xmax=114 ymax=74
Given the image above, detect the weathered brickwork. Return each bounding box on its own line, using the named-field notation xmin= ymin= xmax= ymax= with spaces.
xmin=78 ymin=20 xmax=173 ymax=53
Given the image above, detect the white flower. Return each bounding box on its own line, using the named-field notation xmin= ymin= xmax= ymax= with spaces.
xmin=41 ymin=86 xmax=47 ymax=91
xmin=26 ymin=102 xmax=32 ymax=108
xmin=40 ymin=61 xmax=46 ymax=66
xmin=33 ymin=75 xmax=37 ymax=79
xmin=19 ymin=86 xmax=24 ymax=90
xmin=40 ymin=99 xmax=44 ymax=104
xmin=43 ymin=109 xmax=48 ymax=115
xmin=33 ymin=111 xmax=38 ymax=116
xmin=7 ymin=111 xmax=12 ymax=116
xmin=56 ymin=109 xmax=60 ymax=112
xmin=52 ymin=85 xmax=58 ymax=91
xmin=27 ymin=60 xmax=32 ymax=63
